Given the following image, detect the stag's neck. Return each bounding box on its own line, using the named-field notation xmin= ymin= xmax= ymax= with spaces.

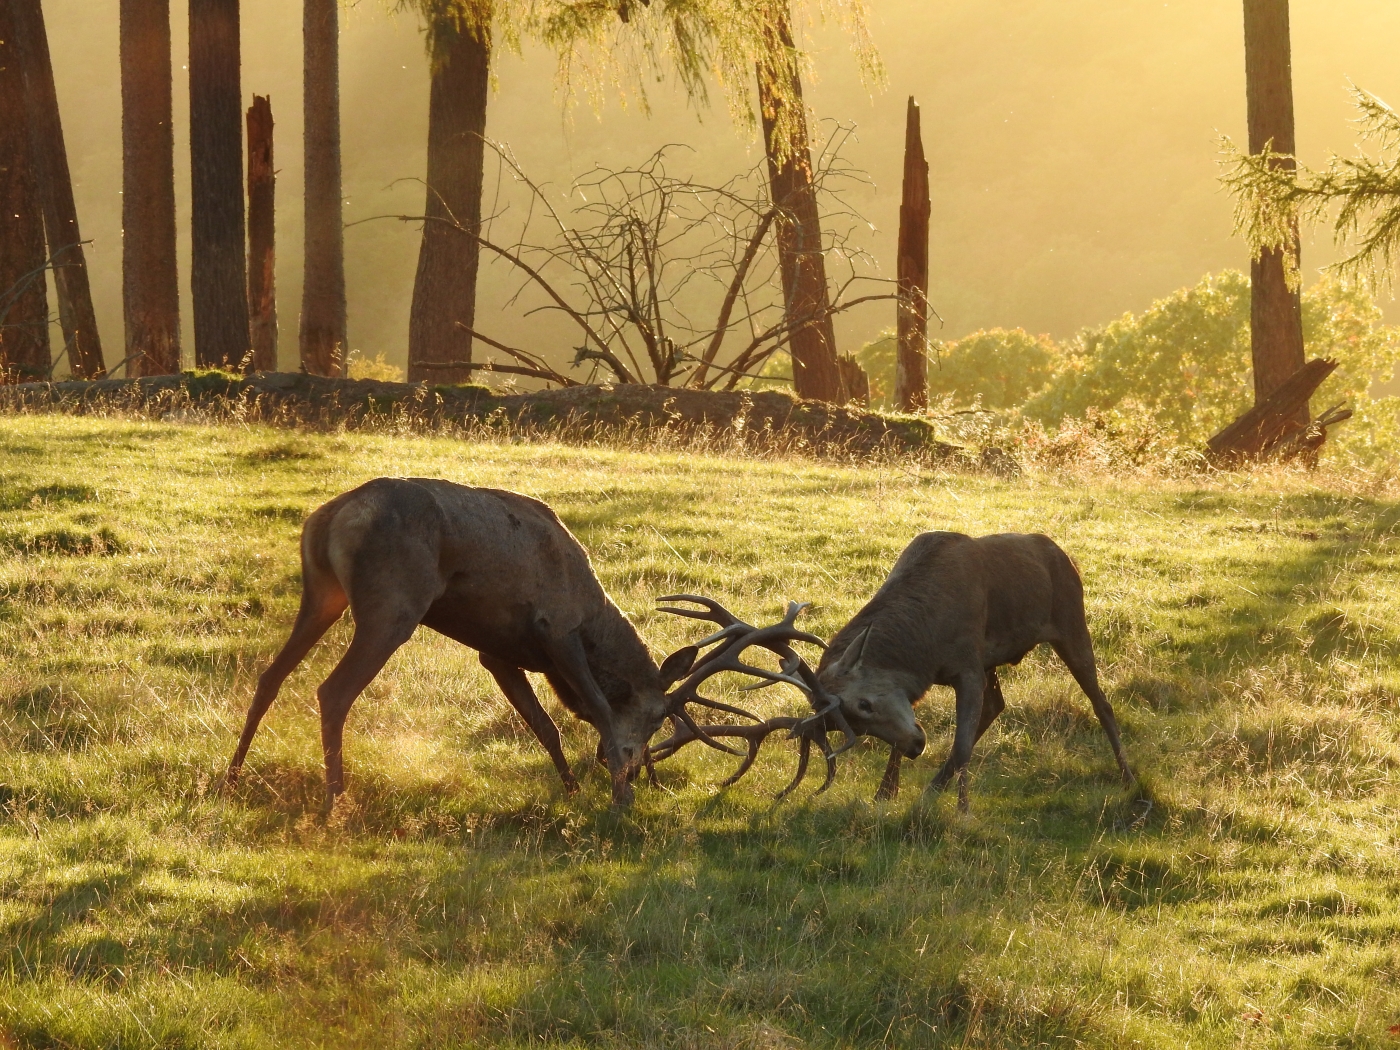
xmin=580 ymin=599 xmax=659 ymax=697
xmin=826 ymin=600 xmax=937 ymax=696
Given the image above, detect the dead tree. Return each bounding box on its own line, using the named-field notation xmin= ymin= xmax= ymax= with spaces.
xmin=0 ymin=0 xmax=50 ymax=379
xmin=246 ymin=94 xmax=276 ymax=372
xmin=120 ymin=0 xmax=180 ymax=376
xmin=407 ymin=14 xmax=489 ymax=384
xmin=375 ymin=138 xmax=893 ymax=392
xmin=12 ymin=0 xmax=104 ymax=378
xmin=756 ymin=2 xmax=844 ymax=403
xmin=1243 ymin=0 xmax=1306 ymax=429
xmin=189 ymin=0 xmax=250 ymax=369
xmin=300 ymin=0 xmax=344 ymax=377
xmin=895 ymin=96 xmax=930 ymax=412
xmin=1206 ymin=357 xmax=1349 ymax=466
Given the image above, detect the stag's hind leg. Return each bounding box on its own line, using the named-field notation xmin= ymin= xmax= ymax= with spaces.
xmin=225 ymin=573 xmax=347 ymax=789
xmin=316 ymin=612 xmax=421 ymax=807
xmin=1051 ymin=631 xmax=1132 ymax=785
xmin=480 ymin=655 xmax=579 ymax=795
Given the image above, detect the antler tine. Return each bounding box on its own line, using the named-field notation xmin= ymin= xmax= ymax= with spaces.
xmin=656 ymin=594 xmax=751 ymax=629
xmin=670 ymin=705 xmax=748 ymax=757
xmin=813 ymin=732 xmax=837 ymax=794
xmin=775 ymin=736 xmax=813 ymax=799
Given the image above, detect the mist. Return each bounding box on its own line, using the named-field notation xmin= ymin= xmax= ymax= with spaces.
xmin=42 ymin=0 xmax=1400 ymax=377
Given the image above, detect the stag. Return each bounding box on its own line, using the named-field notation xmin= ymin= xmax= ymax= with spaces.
xmin=814 ymin=532 xmax=1132 ymax=811
xmin=223 ymin=478 xmax=825 ymax=807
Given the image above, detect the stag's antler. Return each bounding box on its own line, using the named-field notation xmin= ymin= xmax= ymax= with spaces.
xmin=654 ymin=594 xmax=858 ymax=796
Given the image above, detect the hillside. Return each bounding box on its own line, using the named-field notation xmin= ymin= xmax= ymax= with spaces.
xmin=0 ymin=415 xmax=1397 ymax=1048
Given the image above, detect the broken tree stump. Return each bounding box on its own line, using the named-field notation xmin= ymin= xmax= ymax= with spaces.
xmin=246 ymin=94 xmax=277 ymax=372
xmin=1206 ymin=357 xmax=1349 ymax=466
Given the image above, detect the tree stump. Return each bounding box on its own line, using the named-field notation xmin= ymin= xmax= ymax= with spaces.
xmin=1205 ymin=358 xmax=1350 ymax=466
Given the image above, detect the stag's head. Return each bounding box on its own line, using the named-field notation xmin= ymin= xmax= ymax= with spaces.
xmin=598 ymin=645 xmax=699 ymax=779
xmin=817 ymin=626 xmax=926 ymax=758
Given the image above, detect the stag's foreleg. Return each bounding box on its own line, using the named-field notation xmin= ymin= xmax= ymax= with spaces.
xmin=926 ymin=668 xmax=987 ymax=812
xmin=888 ymin=669 xmax=1005 ymax=803
xmin=480 ymin=655 xmax=579 ymax=795
xmin=538 ymin=627 xmax=634 ymax=806
xmin=1051 ymin=634 xmax=1132 ymax=785
xmin=225 ymin=571 xmax=347 ymax=790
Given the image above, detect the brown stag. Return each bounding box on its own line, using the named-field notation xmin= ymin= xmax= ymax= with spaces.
xmin=223 ymin=478 xmax=825 ymax=807
xmin=814 ymin=531 xmax=1133 ymax=811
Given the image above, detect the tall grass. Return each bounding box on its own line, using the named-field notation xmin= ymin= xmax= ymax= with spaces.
xmin=0 ymin=414 xmax=1397 ymax=1048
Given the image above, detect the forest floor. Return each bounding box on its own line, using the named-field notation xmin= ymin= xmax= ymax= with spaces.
xmin=0 ymin=414 xmax=1397 ymax=1049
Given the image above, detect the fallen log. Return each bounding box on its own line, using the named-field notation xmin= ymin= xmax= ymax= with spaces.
xmin=0 ymin=371 xmax=966 ymax=461
xmin=1206 ymin=358 xmax=1348 ymax=467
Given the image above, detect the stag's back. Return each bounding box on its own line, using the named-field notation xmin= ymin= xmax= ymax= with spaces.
xmin=823 ymin=531 xmax=1084 ymax=685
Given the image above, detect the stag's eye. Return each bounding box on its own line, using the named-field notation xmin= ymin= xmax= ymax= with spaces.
xmin=857 ymin=698 xmax=874 ymax=714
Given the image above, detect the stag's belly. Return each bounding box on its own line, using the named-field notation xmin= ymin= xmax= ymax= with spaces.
xmin=419 ymin=589 xmax=553 ymax=671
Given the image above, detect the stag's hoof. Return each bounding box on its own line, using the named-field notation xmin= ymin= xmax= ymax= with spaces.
xmin=873 ymin=783 xmax=899 ymax=802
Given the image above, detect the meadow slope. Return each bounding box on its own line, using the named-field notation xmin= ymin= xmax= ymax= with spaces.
xmin=0 ymin=415 xmax=1397 ymax=1049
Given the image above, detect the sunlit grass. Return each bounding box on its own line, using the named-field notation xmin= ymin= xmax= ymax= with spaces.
xmin=0 ymin=414 xmax=1398 ymax=1048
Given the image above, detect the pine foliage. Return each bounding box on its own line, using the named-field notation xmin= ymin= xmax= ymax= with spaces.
xmin=1221 ymin=87 xmax=1400 ymax=291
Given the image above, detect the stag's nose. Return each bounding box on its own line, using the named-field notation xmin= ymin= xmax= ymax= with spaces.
xmin=905 ymin=728 xmax=926 ymax=759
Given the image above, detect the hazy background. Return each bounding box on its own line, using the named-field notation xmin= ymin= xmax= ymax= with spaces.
xmin=42 ymin=0 xmax=1400 ymax=378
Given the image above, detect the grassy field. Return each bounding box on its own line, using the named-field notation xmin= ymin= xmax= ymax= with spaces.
xmin=0 ymin=413 xmax=1397 ymax=1049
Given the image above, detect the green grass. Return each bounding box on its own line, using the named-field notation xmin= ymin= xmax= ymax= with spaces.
xmin=0 ymin=414 xmax=1398 ymax=1048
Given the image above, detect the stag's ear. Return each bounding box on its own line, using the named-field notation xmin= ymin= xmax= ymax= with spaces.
xmin=658 ymin=645 xmax=699 ymax=687
xmin=829 ymin=626 xmax=871 ymax=677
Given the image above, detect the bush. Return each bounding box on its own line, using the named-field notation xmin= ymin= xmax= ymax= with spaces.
xmin=857 ymin=328 xmax=1063 ymax=410
xmin=1023 ymin=271 xmax=1399 ymax=444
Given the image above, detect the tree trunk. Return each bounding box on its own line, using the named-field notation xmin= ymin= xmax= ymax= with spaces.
xmin=300 ymin=0 xmax=344 ymax=377
xmin=896 ymin=96 xmax=930 ymax=412
xmin=120 ymin=0 xmax=180 ymax=376
xmin=0 ymin=0 xmax=50 ymax=379
xmin=1243 ymin=0 xmax=1305 ymax=428
xmin=12 ymin=0 xmax=103 ymax=377
xmin=756 ymin=5 xmax=841 ymax=404
xmin=189 ymin=0 xmax=249 ymax=370
xmin=246 ymin=94 xmax=276 ymax=372
xmin=407 ymin=18 xmax=489 ymax=385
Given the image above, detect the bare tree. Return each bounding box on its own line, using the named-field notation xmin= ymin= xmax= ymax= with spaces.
xmin=1242 ymin=0 xmax=1305 ymax=427
xmin=246 ymin=94 xmax=277 ymax=371
xmin=372 ymin=137 xmax=892 ymax=390
xmin=120 ymin=0 xmax=180 ymax=376
xmin=0 ymin=0 xmax=50 ymax=379
xmin=12 ymin=0 xmax=104 ymax=377
xmin=300 ymin=0 xmax=344 ymax=376
xmin=406 ymin=7 xmax=490 ymax=384
xmin=189 ymin=0 xmax=250 ymax=369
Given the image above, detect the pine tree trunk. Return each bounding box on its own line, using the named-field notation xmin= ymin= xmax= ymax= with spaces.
xmin=1243 ymin=0 xmax=1305 ymax=427
xmin=0 ymin=0 xmax=50 ymax=379
xmin=189 ymin=0 xmax=249 ymax=370
xmin=896 ymin=96 xmax=930 ymax=412
xmin=12 ymin=0 xmax=104 ymax=377
xmin=756 ymin=5 xmax=841 ymax=404
xmin=246 ymin=94 xmax=276 ymax=372
xmin=120 ymin=0 xmax=180 ymax=376
xmin=407 ymin=19 xmax=488 ymax=385
xmin=300 ymin=0 xmax=344 ymax=377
